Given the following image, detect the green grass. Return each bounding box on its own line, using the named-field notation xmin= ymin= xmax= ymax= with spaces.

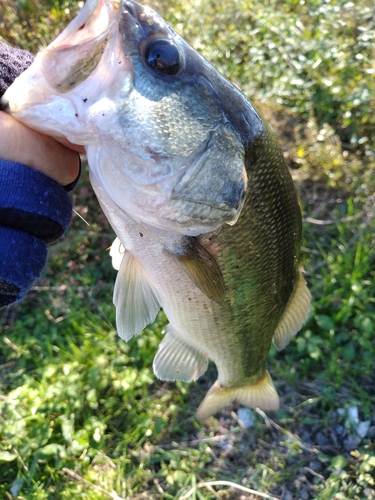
xmin=1 ymin=0 xmax=375 ymax=498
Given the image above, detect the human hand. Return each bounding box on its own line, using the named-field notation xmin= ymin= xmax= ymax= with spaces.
xmin=0 ymin=110 xmax=84 ymax=186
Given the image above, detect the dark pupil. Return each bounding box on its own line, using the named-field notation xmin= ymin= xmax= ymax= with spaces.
xmin=145 ymin=40 xmax=180 ymax=75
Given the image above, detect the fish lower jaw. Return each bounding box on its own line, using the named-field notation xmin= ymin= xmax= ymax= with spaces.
xmin=3 ymin=81 xmax=94 ymax=144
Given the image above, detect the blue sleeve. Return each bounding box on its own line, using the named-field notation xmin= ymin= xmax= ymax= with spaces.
xmin=0 ymin=160 xmax=74 ymax=307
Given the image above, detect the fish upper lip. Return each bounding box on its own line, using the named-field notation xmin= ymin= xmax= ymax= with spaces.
xmin=122 ymin=1 xmax=151 ymax=21
xmin=120 ymin=0 xmax=167 ymax=38
xmin=122 ymin=0 xmax=139 ymax=17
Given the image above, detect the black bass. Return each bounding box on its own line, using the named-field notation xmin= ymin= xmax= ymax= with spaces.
xmin=2 ymin=0 xmax=311 ymax=418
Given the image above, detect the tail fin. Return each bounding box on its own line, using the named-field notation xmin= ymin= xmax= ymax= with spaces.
xmin=196 ymin=371 xmax=279 ymax=420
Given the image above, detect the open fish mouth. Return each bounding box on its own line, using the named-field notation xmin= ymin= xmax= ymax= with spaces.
xmin=0 ymin=0 xmax=122 ymax=114
xmin=40 ymin=0 xmax=122 ymax=92
xmin=0 ymin=0 xmax=130 ymax=145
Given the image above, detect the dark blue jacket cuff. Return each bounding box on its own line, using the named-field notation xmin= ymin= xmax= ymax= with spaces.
xmin=0 ymin=160 xmax=74 ymax=307
xmin=0 ymin=159 xmax=73 ymax=242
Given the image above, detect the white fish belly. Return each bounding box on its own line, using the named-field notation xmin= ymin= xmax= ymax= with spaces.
xmin=91 ymin=171 xmax=242 ymax=384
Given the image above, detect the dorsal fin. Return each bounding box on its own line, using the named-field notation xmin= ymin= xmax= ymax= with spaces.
xmin=113 ymin=251 xmax=161 ymax=341
xmin=165 ymin=237 xmax=226 ymax=304
xmin=273 ymin=270 xmax=311 ymax=351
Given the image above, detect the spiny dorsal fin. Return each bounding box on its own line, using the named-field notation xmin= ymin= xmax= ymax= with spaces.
xmin=113 ymin=251 xmax=161 ymax=341
xmin=153 ymin=324 xmax=208 ymax=382
xmin=273 ymin=270 xmax=311 ymax=351
xmin=165 ymin=237 xmax=226 ymax=304
xmin=196 ymin=371 xmax=279 ymax=420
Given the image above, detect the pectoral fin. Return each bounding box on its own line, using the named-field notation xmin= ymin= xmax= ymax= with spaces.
xmin=165 ymin=237 xmax=226 ymax=304
xmin=153 ymin=325 xmax=208 ymax=382
xmin=113 ymin=251 xmax=161 ymax=341
xmin=196 ymin=371 xmax=279 ymax=420
xmin=110 ymin=237 xmax=126 ymax=271
xmin=273 ymin=270 xmax=311 ymax=350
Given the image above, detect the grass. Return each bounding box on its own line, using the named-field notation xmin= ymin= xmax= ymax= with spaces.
xmin=1 ymin=0 xmax=375 ymax=498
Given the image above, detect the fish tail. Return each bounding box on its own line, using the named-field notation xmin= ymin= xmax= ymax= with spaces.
xmin=196 ymin=371 xmax=279 ymax=420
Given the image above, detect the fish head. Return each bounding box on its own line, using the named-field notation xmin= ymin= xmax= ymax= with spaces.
xmin=2 ymin=0 xmax=252 ymax=235
xmin=2 ymin=0 xmax=125 ymax=141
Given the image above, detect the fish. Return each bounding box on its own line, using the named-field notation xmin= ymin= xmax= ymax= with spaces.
xmin=1 ymin=0 xmax=311 ymax=419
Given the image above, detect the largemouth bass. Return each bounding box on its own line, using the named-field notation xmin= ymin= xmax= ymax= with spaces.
xmin=2 ymin=0 xmax=311 ymax=418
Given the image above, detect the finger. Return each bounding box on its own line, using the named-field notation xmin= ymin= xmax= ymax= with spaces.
xmin=0 ymin=111 xmax=81 ymax=186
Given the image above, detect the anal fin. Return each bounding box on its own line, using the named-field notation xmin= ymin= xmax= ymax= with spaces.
xmin=153 ymin=325 xmax=208 ymax=382
xmin=196 ymin=371 xmax=279 ymax=420
xmin=113 ymin=250 xmax=161 ymax=341
xmin=273 ymin=270 xmax=311 ymax=351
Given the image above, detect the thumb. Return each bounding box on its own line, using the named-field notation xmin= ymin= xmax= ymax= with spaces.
xmin=0 ymin=111 xmax=83 ymax=186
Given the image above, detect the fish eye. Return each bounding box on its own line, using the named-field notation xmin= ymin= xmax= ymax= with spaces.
xmin=143 ymin=38 xmax=181 ymax=76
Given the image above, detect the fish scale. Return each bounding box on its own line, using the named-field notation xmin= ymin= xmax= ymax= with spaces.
xmin=2 ymin=0 xmax=311 ymax=419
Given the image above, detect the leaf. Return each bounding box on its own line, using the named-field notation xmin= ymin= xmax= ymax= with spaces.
xmin=362 ymin=317 xmax=374 ymax=334
xmin=61 ymin=416 xmax=74 ymax=443
xmin=173 ymin=470 xmax=187 ymax=484
xmin=71 ymin=429 xmax=89 ymax=454
xmin=38 ymin=443 xmax=65 ymax=458
xmin=331 ymin=455 xmax=348 ymax=469
xmin=315 ymin=314 xmax=335 ymax=331
xmin=342 ymin=342 xmax=356 ymax=361
xmin=0 ymin=451 xmax=17 ymax=462
xmin=154 ymin=417 xmax=168 ymax=436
